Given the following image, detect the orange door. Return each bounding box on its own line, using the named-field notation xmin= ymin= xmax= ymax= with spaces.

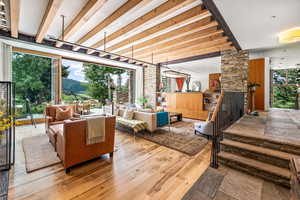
xmin=248 ymin=58 xmax=265 ymax=110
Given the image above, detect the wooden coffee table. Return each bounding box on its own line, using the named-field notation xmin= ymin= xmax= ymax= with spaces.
xmin=169 ymin=112 xmax=182 ymax=124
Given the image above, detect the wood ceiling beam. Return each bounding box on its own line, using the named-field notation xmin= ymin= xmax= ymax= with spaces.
xmin=73 ymin=0 xmax=149 ymax=50
xmin=56 ymin=0 xmax=107 ymax=47
xmin=87 ymin=0 xmax=198 ymax=53
xmin=128 ymin=27 xmax=223 ymax=58
xmin=202 ymin=0 xmax=241 ymax=50
xmin=116 ymin=17 xmax=217 ymax=56
xmin=150 ymin=42 xmax=233 ymax=63
xmin=36 ymin=0 xmax=63 ymax=43
xmin=142 ymin=34 xmax=228 ymax=58
xmin=9 ymin=0 xmax=20 ymax=38
xmin=159 ymin=51 xmax=221 ymax=65
xmin=106 ymin=5 xmax=210 ymax=52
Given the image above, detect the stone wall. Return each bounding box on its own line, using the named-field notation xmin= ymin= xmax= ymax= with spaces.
xmin=144 ymin=65 xmax=160 ymax=108
xmin=221 ymin=49 xmax=249 ymax=92
xmin=221 ymin=49 xmax=249 ymax=110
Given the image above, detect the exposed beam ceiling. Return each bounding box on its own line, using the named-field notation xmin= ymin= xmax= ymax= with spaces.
xmin=137 ymin=35 xmax=228 ymax=60
xmin=36 ymin=0 xmax=63 ymax=43
xmin=106 ymin=5 xmax=210 ymax=52
xmin=9 ymin=0 xmax=20 ymax=38
xmin=5 ymin=0 xmax=239 ymax=65
xmin=116 ymin=17 xmax=217 ymax=55
xmin=126 ymin=27 xmax=223 ymax=58
xmin=56 ymin=0 xmax=108 ymax=47
xmin=87 ymin=0 xmax=197 ymax=54
xmin=147 ymin=42 xmax=233 ymax=63
xmin=73 ymin=0 xmax=149 ymax=51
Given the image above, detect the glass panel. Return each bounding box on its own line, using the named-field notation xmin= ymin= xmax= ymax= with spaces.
xmin=272 ymin=69 xmax=287 ymax=85
xmin=12 ymin=52 xmax=52 ymax=117
xmin=272 ymin=85 xmax=297 ymax=109
xmin=62 ymin=59 xmax=133 ymax=114
xmin=287 ymin=68 xmax=300 ymax=84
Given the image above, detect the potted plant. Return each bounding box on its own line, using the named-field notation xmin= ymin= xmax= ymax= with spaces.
xmin=247 ymin=82 xmax=261 ymax=113
xmin=137 ymin=96 xmax=148 ymax=109
xmin=248 ymin=82 xmax=261 ymax=92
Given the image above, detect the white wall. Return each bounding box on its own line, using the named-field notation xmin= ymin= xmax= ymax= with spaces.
xmin=163 ymin=56 xmax=221 ymax=92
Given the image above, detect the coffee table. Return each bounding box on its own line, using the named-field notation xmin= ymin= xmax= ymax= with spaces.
xmin=169 ymin=112 xmax=182 ymax=124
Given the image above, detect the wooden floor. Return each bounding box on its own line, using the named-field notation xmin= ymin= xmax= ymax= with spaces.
xmin=8 ymin=124 xmax=212 ymax=200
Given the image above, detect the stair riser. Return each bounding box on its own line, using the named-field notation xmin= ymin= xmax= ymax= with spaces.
xmin=218 ymin=156 xmax=290 ymax=188
xmin=224 ymin=132 xmax=300 ymax=155
xmin=221 ymin=144 xmax=290 ymax=169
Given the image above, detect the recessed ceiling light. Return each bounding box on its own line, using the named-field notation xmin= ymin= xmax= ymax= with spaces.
xmin=279 ymin=27 xmax=300 ymax=44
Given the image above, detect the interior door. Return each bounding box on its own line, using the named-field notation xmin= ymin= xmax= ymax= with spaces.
xmin=248 ymin=58 xmax=265 ymax=110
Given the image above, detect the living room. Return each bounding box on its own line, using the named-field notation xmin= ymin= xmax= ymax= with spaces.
xmin=0 ymin=0 xmax=300 ymax=200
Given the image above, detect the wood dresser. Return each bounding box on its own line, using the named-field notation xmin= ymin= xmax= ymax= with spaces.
xmin=165 ymin=92 xmax=208 ymax=121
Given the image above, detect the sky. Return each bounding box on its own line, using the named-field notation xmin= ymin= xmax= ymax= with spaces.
xmin=62 ymin=59 xmax=129 ymax=85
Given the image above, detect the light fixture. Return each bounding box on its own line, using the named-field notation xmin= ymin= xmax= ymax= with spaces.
xmin=279 ymin=27 xmax=300 ymax=44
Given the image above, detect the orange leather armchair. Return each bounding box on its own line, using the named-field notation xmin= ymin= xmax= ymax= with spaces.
xmin=56 ymin=116 xmax=116 ymax=173
xmin=45 ymin=105 xmax=80 ymax=148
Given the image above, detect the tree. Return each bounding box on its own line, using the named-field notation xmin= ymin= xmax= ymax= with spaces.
xmin=82 ymin=63 xmax=125 ymax=103
xmin=272 ymin=68 xmax=300 ymax=109
xmin=12 ymin=52 xmax=52 ymax=105
xmin=12 ymin=53 xmax=71 ymax=113
xmin=62 ymin=65 xmax=70 ymax=78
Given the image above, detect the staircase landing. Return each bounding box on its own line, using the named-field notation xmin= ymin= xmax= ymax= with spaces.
xmin=224 ymin=109 xmax=300 ymax=151
xmin=219 ymin=109 xmax=300 ymax=187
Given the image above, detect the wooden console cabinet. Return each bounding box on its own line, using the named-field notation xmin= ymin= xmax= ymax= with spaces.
xmin=165 ymin=92 xmax=208 ymax=120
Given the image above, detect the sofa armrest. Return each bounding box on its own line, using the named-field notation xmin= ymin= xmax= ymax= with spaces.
xmin=134 ymin=111 xmax=157 ymax=132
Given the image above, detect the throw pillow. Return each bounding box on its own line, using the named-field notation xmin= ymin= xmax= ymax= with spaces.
xmin=123 ymin=109 xmax=134 ymax=120
xmin=56 ymin=107 xmax=73 ymax=121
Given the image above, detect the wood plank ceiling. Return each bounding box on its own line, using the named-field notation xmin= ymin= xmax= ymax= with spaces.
xmin=8 ymin=0 xmax=236 ymax=65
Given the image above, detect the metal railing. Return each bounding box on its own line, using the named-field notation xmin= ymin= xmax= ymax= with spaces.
xmin=0 ymin=81 xmax=15 ymax=171
xmin=210 ymin=91 xmax=245 ymax=168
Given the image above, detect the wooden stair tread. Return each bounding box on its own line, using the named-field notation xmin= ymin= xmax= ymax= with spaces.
xmin=218 ymin=152 xmax=291 ymax=179
xmin=224 ymin=129 xmax=300 ymax=148
xmin=221 ymin=139 xmax=299 ymax=161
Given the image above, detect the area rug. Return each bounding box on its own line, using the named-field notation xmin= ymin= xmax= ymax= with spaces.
xmin=22 ymin=135 xmax=61 ymax=173
xmin=136 ymin=120 xmax=208 ymax=156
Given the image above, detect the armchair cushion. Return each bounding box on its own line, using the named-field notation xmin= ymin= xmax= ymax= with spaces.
xmin=194 ymin=121 xmax=213 ymax=136
xmin=56 ymin=107 xmax=73 ymax=121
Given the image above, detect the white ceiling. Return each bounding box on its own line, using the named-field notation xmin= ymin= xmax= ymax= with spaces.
xmin=165 ymin=56 xmax=221 ymax=75
xmin=213 ymin=0 xmax=300 ymax=50
xmin=18 ymin=0 xmax=203 ymax=53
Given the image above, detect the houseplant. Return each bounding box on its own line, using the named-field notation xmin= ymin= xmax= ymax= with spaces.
xmin=247 ymin=82 xmax=261 ymax=113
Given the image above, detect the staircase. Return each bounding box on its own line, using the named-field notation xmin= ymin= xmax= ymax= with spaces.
xmin=218 ymin=129 xmax=300 ymax=188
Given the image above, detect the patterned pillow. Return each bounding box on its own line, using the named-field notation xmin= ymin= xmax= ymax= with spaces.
xmin=56 ymin=107 xmax=73 ymax=121
xmin=123 ymin=109 xmax=134 ymax=120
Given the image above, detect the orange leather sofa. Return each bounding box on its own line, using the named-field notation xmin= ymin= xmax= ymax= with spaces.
xmin=55 ymin=116 xmax=116 ymax=173
xmin=45 ymin=105 xmax=80 ymax=148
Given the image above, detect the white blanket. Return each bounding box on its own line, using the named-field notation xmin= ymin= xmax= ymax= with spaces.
xmin=85 ymin=116 xmax=105 ymax=145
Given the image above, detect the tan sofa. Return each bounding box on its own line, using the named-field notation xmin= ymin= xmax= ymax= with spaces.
xmin=117 ymin=109 xmax=157 ymax=132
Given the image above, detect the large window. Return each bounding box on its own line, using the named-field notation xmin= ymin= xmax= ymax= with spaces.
xmin=272 ymin=68 xmax=300 ymax=109
xmin=62 ymin=59 xmax=132 ymax=106
xmin=12 ymin=52 xmax=53 ymax=116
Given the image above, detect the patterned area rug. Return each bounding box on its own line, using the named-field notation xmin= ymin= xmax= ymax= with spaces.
xmin=22 ymin=135 xmax=61 ymax=173
xmin=137 ymin=120 xmax=208 ymax=156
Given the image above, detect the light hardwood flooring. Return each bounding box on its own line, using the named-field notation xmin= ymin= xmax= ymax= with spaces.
xmin=8 ymin=124 xmax=211 ymax=200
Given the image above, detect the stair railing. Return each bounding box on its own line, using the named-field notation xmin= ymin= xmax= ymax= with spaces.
xmin=210 ymin=91 xmax=245 ymax=168
xmin=210 ymin=90 xmax=224 ymax=168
